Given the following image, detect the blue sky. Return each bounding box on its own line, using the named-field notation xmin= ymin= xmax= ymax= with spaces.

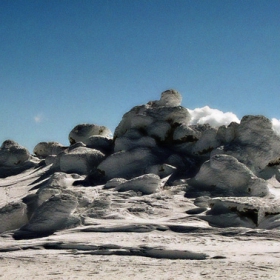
xmin=1 ymin=0 xmax=280 ymax=152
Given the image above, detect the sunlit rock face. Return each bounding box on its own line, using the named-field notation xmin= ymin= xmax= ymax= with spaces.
xmin=59 ymin=145 xmax=105 ymax=175
xmin=114 ymin=173 xmax=163 ymax=195
xmin=114 ymin=89 xmax=191 ymax=141
xmin=0 ymin=202 xmax=28 ymax=233
xmin=157 ymin=89 xmax=182 ymax=107
xmin=0 ymin=140 xmax=39 ymax=178
xmin=213 ymin=115 xmax=280 ymax=174
xmin=97 ymin=147 xmax=159 ymax=180
xmin=187 ymin=154 xmax=269 ymax=197
xmin=13 ymin=193 xmax=79 ymax=239
xmin=69 ymin=124 xmax=111 ymax=145
xmin=0 ymin=140 xmax=30 ymax=167
xmin=33 ymin=142 xmax=66 ymax=158
xmin=202 ymin=197 xmax=280 ymax=229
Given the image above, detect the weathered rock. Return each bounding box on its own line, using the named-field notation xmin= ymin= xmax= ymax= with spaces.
xmin=86 ymin=136 xmax=113 ymax=154
xmin=115 ymin=174 xmax=163 ymax=195
xmin=104 ymin=178 xmax=127 ymax=189
xmin=0 ymin=140 xmax=38 ymax=178
xmin=114 ymin=90 xmax=191 ymax=139
xmin=188 ymin=154 xmax=269 ymax=197
xmin=13 ymin=194 xmax=79 ymax=239
xmin=33 ymin=141 xmax=66 ymax=158
xmin=59 ymin=146 xmax=105 ymax=175
xmin=69 ymin=124 xmax=111 ymax=145
xmin=213 ymin=115 xmax=280 ymax=174
xmin=157 ymin=89 xmax=182 ymax=107
xmin=145 ymin=164 xmax=176 ymax=178
xmin=0 ymin=140 xmax=30 ymax=167
xmin=0 ymin=202 xmax=28 ymax=233
xmin=114 ymin=136 xmax=157 ymax=152
xmin=202 ymin=197 xmax=280 ymax=229
xmin=97 ymin=147 xmax=159 ymax=179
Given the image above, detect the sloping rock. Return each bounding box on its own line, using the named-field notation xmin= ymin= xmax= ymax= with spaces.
xmin=13 ymin=194 xmax=79 ymax=239
xmin=115 ymin=174 xmax=163 ymax=195
xmin=202 ymin=197 xmax=280 ymax=229
xmin=188 ymin=154 xmax=269 ymax=197
xmin=97 ymin=147 xmax=159 ymax=179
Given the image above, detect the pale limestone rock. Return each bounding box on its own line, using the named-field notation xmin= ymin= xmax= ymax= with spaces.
xmin=69 ymin=124 xmax=111 ymax=145
xmin=0 ymin=140 xmax=30 ymax=167
xmin=60 ymin=146 xmax=105 ymax=175
xmin=213 ymin=115 xmax=280 ymax=173
xmin=114 ymin=136 xmax=157 ymax=153
xmin=33 ymin=141 xmax=66 ymax=158
xmin=188 ymin=154 xmax=269 ymax=197
xmin=97 ymin=147 xmax=159 ymax=179
xmin=115 ymin=173 xmax=162 ymax=194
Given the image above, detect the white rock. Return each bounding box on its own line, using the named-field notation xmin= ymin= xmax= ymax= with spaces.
xmin=114 ymin=136 xmax=157 ymax=152
xmin=86 ymin=136 xmax=113 ymax=153
xmin=60 ymin=146 xmax=105 ymax=175
xmin=19 ymin=193 xmax=78 ymax=233
xmin=69 ymin=124 xmax=111 ymax=145
xmin=104 ymin=178 xmax=127 ymax=189
xmin=192 ymin=128 xmax=220 ymax=155
xmin=114 ymin=91 xmax=191 ymax=139
xmin=145 ymin=164 xmax=176 ymax=178
xmin=189 ymin=154 xmax=269 ymax=197
xmin=173 ymin=124 xmax=201 ymax=142
xmin=157 ymin=89 xmax=182 ymax=107
xmin=97 ymin=147 xmax=159 ymax=179
xmin=0 ymin=140 xmax=30 ymax=167
xmin=33 ymin=142 xmax=66 ymax=158
xmin=146 ymin=121 xmax=171 ymax=142
xmin=115 ymin=174 xmax=162 ymax=194
xmin=214 ymin=115 xmax=280 ymax=173
xmin=0 ymin=202 xmax=28 ymax=233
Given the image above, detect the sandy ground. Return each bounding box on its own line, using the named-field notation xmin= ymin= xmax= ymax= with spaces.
xmin=1 ymin=167 xmax=280 ymax=279
xmin=0 ymin=229 xmax=280 ymax=279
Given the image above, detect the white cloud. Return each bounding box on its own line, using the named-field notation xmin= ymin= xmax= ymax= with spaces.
xmin=272 ymin=118 xmax=280 ymax=136
xmin=34 ymin=113 xmax=44 ymax=123
xmin=188 ymin=106 xmax=240 ymax=127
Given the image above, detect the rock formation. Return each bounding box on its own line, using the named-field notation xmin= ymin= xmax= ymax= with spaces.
xmin=1 ymin=89 xmax=280 ymax=241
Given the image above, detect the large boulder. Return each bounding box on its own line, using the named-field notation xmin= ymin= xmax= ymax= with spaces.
xmin=33 ymin=141 xmax=66 ymax=158
xmin=13 ymin=193 xmax=79 ymax=239
xmin=187 ymin=154 xmax=269 ymax=197
xmin=0 ymin=140 xmax=30 ymax=167
xmin=115 ymin=173 xmax=163 ymax=195
xmin=0 ymin=140 xmax=38 ymax=178
xmin=59 ymin=145 xmax=105 ymax=175
xmin=213 ymin=115 xmax=280 ymax=174
xmin=69 ymin=124 xmax=111 ymax=145
xmin=97 ymin=147 xmax=159 ymax=179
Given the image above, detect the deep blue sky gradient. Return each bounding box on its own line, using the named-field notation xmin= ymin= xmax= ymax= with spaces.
xmin=1 ymin=0 xmax=280 ymax=151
